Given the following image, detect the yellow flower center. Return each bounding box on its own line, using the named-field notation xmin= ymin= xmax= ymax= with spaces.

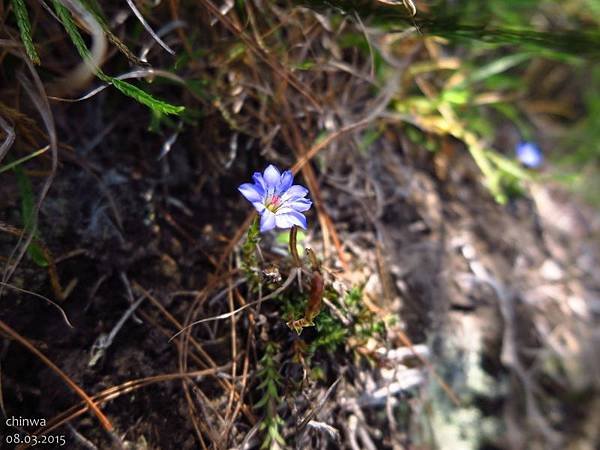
xmin=266 ymin=195 xmax=281 ymax=212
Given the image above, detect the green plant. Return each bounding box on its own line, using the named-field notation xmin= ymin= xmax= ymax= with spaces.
xmin=52 ymin=0 xmax=183 ymax=115
xmin=10 ymin=0 xmax=184 ymax=116
xmin=281 ymin=286 xmax=385 ymax=354
xmin=241 ymin=217 xmax=260 ymax=286
xmin=255 ymin=342 xmax=286 ymax=450
xmin=14 ymin=167 xmax=48 ymax=267
xmin=311 ymin=309 xmax=348 ymax=353
xmin=12 ymin=0 xmax=40 ymax=64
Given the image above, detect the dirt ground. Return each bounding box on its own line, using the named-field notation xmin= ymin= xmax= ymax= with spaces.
xmin=2 ymin=118 xmax=599 ymax=449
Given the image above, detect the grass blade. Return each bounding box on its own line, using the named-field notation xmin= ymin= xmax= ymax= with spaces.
xmin=0 ymin=145 xmax=49 ymax=175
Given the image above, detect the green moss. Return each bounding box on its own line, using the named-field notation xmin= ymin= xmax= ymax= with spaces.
xmin=311 ymin=310 xmax=348 ymax=352
xmin=280 ymin=285 xmax=385 ymax=355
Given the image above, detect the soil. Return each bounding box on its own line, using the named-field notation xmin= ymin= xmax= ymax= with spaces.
xmin=2 ymin=116 xmax=599 ymax=449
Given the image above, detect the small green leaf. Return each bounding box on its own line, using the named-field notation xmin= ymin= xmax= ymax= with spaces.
xmin=293 ymin=60 xmax=316 ymax=70
xmin=226 ymin=43 xmax=246 ymax=63
xmin=358 ymin=128 xmax=382 ymax=152
xmin=14 ymin=167 xmax=49 ymax=267
xmin=257 ymin=377 xmax=271 ymax=390
xmin=28 ymin=243 xmax=49 ymax=268
xmin=269 ymin=422 xmax=286 ymax=444
xmin=441 ymin=88 xmax=470 ymax=105
xmin=254 ymin=393 xmax=270 ymax=409
xmin=466 ymin=53 xmax=531 ymax=86
xmin=267 ymin=380 xmax=278 ymax=398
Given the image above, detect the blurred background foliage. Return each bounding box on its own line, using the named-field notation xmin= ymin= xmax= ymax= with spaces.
xmin=298 ymin=0 xmax=600 ymax=204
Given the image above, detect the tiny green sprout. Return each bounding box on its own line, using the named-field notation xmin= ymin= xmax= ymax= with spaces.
xmin=310 ymin=366 xmax=326 ymax=382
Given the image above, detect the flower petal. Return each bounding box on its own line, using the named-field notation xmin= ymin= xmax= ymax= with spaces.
xmin=238 ymin=183 xmax=264 ymax=203
xmin=281 ymin=184 xmax=309 ymax=201
xmin=252 ymin=172 xmax=266 ymax=193
xmin=282 ymin=198 xmax=312 ymax=212
xmin=275 ymin=210 xmax=307 ymax=229
xmin=263 ymin=165 xmax=281 ymax=188
xmin=253 ymin=202 xmax=266 ymax=213
xmin=260 ymin=210 xmax=276 ymax=232
xmin=274 ymin=214 xmax=295 ymax=229
xmin=277 ymin=170 xmax=294 ymax=194
xmin=515 ymin=142 xmax=543 ymax=168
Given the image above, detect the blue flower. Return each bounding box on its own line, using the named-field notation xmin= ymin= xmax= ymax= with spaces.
xmin=238 ymin=165 xmax=312 ymax=232
xmin=515 ymin=141 xmax=543 ymax=168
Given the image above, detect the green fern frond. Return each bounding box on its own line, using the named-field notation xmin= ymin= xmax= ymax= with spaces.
xmin=109 ymin=78 xmax=185 ymax=115
xmin=12 ymin=0 xmax=40 ymax=64
xmin=52 ymin=0 xmax=184 ymax=115
xmin=52 ymin=0 xmax=94 ymax=63
xmin=78 ymin=0 xmax=147 ymax=66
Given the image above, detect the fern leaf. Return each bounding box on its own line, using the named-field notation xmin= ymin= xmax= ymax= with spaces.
xmin=12 ymin=0 xmax=40 ymax=64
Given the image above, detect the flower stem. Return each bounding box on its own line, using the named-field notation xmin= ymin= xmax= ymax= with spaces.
xmin=289 ymin=226 xmax=301 ymax=268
